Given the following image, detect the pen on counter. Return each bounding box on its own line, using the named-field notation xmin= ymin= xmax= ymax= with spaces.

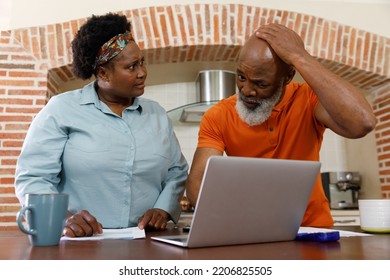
xmin=295 ymin=231 xmax=340 ymax=242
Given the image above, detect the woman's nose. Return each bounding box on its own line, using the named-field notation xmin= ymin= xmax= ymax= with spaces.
xmin=137 ymin=67 xmax=147 ymax=79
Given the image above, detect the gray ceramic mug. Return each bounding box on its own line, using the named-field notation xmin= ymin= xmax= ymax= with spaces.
xmin=16 ymin=193 xmax=69 ymax=246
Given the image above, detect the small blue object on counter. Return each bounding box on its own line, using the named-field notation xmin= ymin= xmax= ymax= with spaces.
xmin=295 ymin=231 xmax=340 ymax=242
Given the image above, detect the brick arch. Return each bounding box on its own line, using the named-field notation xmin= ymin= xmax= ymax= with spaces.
xmin=43 ymin=5 xmax=389 ymax=93
xmin=1 ymin=4 xmax=390 ymax=230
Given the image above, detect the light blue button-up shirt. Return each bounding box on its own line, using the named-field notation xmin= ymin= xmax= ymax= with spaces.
xmin=15 ymin=82 xmax=188 ymax=228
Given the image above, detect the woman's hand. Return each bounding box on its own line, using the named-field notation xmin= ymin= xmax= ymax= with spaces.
xmin=137 ymin=208 xmax=170 ymax=230
xmin=63 ymin=210 xmax=103 ymax=237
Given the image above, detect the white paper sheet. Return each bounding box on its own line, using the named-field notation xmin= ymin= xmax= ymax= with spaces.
xmin=298 ymin=227 xmax=372 ymax=237
xmin=61 ymin=227 xmax=146 ymax=241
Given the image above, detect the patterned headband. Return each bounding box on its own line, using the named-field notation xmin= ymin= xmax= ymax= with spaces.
xmin=93 ymin=31 xmax=134 ymax=69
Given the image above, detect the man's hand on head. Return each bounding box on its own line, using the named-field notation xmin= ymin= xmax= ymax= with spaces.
xmin=255 ymin=23 xmax=308 ymax=66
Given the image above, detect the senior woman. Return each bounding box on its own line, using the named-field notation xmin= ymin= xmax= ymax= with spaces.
xmin=14 ymin=13 xmax=188 ymax=237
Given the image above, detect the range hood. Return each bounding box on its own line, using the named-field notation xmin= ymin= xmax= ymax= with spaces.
xmin=167 ymin=70 xmax=236 ymax=123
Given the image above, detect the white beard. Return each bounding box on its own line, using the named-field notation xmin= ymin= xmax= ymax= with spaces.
xmin=235 ymin=84 xmax=284 ymax=126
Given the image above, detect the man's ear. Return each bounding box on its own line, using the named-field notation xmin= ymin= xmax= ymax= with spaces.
xmin=285 ymin=67 xmax=295 ymax=84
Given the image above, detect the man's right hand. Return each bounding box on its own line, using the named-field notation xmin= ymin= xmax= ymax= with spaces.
xmin=186 ymin=147 xmax=223 ymax=206
xmin=63 ymin=210 xmax=103 ymax=237
xmin=255 ymin=23 xmax=308 ymax=67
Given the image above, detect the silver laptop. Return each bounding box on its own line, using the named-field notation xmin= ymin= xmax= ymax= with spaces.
xmin=152 ymin=156 xmax=321 ymax=248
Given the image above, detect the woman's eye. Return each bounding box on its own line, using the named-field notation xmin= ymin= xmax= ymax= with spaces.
xmin=129 ymin=60 xmax=145 ymax=70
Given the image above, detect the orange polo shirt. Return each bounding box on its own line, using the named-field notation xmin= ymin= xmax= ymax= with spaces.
xmin=198 ymin=81 xmax=333 ymax=227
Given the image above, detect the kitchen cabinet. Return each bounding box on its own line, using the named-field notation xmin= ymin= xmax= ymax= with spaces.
xmin=178 ymin=210 xmax=361 ymax=227
xmin=177 ymin=212 xmax=193 ymax=226
xmin=331 ymin=210 xmax=360 ymax=226
xmin=179 ymin=211 xmax=361 ymax=226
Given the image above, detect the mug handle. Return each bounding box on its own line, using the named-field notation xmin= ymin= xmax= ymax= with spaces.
xmin=16 ymin=206 xmax=37 ymax=235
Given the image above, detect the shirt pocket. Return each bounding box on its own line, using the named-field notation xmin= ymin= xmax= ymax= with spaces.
xmin=144 ymin=127 xmax=171 ymax=160
xmin=67 ymin=124 xmax=112 ymax=153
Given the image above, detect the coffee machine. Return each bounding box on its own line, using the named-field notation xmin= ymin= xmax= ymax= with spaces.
xmin=321 ymin=172 xmax=361 ymax=209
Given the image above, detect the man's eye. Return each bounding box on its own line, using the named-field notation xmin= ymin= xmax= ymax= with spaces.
xmin=257 ymin=83 xmax=269 ymax=89
xmin=237 ymin=75 xmax=245 ymax=82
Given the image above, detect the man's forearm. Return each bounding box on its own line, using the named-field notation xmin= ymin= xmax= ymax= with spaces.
xmin=293 ymin=53 xmax=377 ymax=138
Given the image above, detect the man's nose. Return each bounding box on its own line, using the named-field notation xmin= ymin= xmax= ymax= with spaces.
xmin=240 ymin=83 xmax=256 ymax=97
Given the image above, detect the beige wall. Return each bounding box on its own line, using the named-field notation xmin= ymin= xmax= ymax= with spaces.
xmin=3 ymin=0 xmax=390 ymax=38
xmin=345 ymin=94 xmax=382 ymax=199
xmin=346 ymin=131 xmax=382 ymax=199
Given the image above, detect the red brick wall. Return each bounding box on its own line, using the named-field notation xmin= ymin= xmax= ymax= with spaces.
xmin=0 ymin=4 xmax=389 ymax=230
xmin=373 ymin=83 xmax=390 ymax=198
